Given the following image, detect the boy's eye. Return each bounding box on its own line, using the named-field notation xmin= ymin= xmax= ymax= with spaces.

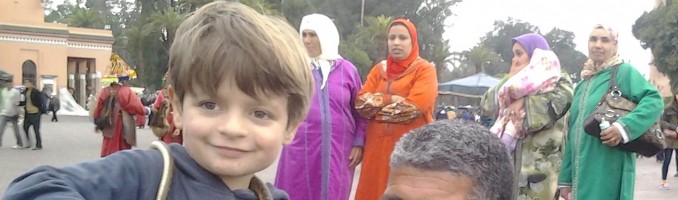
xmin=253 ymin=110 xmax=271 ymax=119
xmin=200 ymin=102 xmax=217 ymax=110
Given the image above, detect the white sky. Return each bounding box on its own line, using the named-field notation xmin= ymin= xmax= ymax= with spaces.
xmin=444 ymin=0 xmax=656 ymax=75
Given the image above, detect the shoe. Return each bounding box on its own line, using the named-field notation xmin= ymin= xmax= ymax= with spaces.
xmin=660 ymin=182 xmax=670 ymax=190
xmin=11 ymin=145 xmax=23 ymax=149
xmin=660 ymin=184 xmax=670 ymax=190
xmin=32 ymin=147 xmax=42 ymax=150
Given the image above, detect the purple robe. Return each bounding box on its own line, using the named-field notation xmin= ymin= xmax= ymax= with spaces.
xmin=275 ymin=59 xmax=367 ymax=200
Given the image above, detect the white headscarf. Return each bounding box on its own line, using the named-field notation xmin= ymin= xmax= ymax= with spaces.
xmin=299 ymin=14 xmax=342 ymax=89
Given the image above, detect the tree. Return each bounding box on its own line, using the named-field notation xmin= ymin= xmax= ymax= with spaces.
xmin=463 ymin=45 xmax=500 ymax=74
xmin=45 ymin=0 xmax=464 ymax=87
xmin=544 ymin=27 xmax=587 ymax=78
xmin=67 ymin=7 xmax=105 ymax=28
xmin=145 ymin=7 xmax=185 ymax=50
xmin=633 ymin=0 xmax=678 ymax=90
xmin=481 ymin=18 xmax=539 ymax=65
xmin=476 ymin=18 xmax=586 ymax=78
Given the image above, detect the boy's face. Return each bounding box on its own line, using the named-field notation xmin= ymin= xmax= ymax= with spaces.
xmin=171 ymin=78 xmax=297 ymax=188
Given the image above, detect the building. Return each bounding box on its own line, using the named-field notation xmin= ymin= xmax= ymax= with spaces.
xmin=0 ymin=0 xmax=113 ymax=106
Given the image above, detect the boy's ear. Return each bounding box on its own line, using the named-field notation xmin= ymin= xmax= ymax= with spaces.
xmin=282 ymin=122 xmax=301 ymax=145
xmin=168 ymin=87 xmax=182 ymax=129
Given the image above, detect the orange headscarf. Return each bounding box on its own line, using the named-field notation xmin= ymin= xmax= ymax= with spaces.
xmin=386 ymin=18 xmax=419 ymax=79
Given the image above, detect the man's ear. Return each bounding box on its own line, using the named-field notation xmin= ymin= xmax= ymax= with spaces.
xmin=168 ymin=87 xmax=182 ymax=129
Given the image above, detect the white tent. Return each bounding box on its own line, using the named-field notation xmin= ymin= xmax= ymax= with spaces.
xmin=56 ymin=87 xmax=90 ymax=116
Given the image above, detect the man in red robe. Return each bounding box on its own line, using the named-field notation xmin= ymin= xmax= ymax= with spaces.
xmin=153 ymin=88 xmax=182 ymax=144
xmin=93 ymin=81 xmax=145 ymax=157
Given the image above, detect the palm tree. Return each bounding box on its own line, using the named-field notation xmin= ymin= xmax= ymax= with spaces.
xmin=355 ymin=15 xmax=392 ymax=62
xmin=240 ymin=0 xmax=279 ymax=15
xmin=177 ymin=0 xmax=213 ymax=12
xmin=464 ymin=45 xmax=499 ymax=74
xmin=68 ymin=7 xmax=104 ymax=28
xmin=145 ymin=7 xmax=185 ymax=49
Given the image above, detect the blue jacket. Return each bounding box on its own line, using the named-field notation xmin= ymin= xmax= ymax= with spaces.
xmin=3 ymin=144 xmax=289 ymax=200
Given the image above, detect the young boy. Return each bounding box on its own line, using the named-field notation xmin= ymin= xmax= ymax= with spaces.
xmin=2 ymin=1 xmax=314 ymax=199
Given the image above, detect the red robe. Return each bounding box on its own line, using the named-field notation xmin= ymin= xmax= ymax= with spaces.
xmin=154 ymin=91 xmax=182 ymax=144
xmin=135 ymin=114 xmax=147 ymax=127
xmin=93 ymin=85 xmax=145 ymax=157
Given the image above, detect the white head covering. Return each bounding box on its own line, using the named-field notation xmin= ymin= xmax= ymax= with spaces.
xmin=299 ymin=14 xmax=342 ymax=89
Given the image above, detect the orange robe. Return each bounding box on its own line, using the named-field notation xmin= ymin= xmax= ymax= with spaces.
xmin=354 ymin=58 xmax=438 ymax=200
xmin=93 ymin=85 xmax=145 ymax=157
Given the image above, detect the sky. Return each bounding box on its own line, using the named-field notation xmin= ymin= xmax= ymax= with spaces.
xmin=443 ymin=0 xmax=657 ymax=75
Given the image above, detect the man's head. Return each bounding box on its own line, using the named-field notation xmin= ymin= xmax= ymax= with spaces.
xmin=385 ymin=120 xmax=514 ymax=200
xmin=166 ymin=1 xmax=313 ymax=190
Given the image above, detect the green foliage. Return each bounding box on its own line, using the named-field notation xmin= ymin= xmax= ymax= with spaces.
xmin=45 ymin=0 xmax=462 ymax=87
xmin=633 ymin=0 xmax=678 ymax=91
xmin=477 ymin=18 xmax=586 ymax=80
xmin=462 ymin=45 xmax=500 ymax=74
xmin=543 ymin=27 xmax=587 ymax=81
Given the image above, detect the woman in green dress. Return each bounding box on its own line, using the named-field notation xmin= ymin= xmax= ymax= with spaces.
xmin=557 ymin=24 xmax=663 ymax=200
xmin=480 ymin=33 xmax=573 ymax=200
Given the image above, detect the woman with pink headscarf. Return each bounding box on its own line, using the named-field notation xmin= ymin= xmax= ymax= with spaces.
xmin=557 ymin=25 xmax=663 ymax=200
xmin=481 ymin=33 xmax=573 ymax=200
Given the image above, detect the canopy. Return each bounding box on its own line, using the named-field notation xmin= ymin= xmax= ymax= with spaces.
xmin=438 ymin=73 xmax=501 ymax=97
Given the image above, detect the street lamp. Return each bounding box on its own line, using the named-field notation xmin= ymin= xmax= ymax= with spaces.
xmin=361 ymin=0 xmax=365 ymax=27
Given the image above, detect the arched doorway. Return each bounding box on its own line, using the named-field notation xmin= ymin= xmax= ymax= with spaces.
xmin=22 ymin=60 xmax=37 ymax=84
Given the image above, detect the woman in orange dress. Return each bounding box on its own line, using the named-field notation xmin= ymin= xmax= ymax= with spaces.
xmin=354 ymin=18 xmax=438 ymax=200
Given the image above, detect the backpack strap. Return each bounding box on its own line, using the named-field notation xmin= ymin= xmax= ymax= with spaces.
xmin=250 ymin=175 xmax=274 ymax=200
xmin=150 ymin=141 xmax=174 ymax=200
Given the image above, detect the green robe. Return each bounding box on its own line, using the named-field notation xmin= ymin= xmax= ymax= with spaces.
xmin=558 ymin=63 xmax=663 ymax=200
xmin=481 ymin=74 xmax=573 ymax=200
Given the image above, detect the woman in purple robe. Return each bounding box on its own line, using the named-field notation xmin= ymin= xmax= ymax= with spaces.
xmin=275 ymin=13 xmax=367 ymax=200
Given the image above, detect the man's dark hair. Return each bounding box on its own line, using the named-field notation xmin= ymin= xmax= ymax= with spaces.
xmin=390 ymin=120 xmax=514 ymax=200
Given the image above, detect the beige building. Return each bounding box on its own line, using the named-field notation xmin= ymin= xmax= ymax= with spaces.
xmin=0 ymin=0 xmax=113 ymax=106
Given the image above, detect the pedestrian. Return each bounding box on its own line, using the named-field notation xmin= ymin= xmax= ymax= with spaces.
xmin=480 ymin=33 xmax=573 ymax=199
xmin=659 ymin=94 xmax=678 ymax=190
xmin=0 ymin=73 xmax=25 ymax=149
xmin=558 ymin=24 xmax=663 ymax=200
xmin=354 ymin=18 xmax=439 ymax=200
xmin=49 ymin=95 xmax=60 ymax=122
xmin=275 ymin=13 xmax=367 ymax=200
xmin=20 ymin=80 xmax=46 ymax=150
xmin=93 ymin=80 xmax=145 ymax=157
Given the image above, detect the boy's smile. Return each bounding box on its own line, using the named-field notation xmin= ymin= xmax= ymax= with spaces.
xmin=171 ymin=78 xmax=297 ymax=190
xmin=212 ymin=144 xmax=250 ymax=158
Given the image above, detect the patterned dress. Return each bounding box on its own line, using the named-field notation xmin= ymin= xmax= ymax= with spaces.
xmin=481 ymin=75 xmax=573 ymax=200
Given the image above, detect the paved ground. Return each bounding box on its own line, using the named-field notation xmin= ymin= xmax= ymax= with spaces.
xmin=0 ymin=115 xmax=674 ymax=199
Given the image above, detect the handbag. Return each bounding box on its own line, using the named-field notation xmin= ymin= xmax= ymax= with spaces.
xmin=583 ymin=64 xmax=665 ymax=156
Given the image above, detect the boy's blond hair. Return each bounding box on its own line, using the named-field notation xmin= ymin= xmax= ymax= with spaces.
xmin=168 ymin=1 xmax=314 ymax=127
